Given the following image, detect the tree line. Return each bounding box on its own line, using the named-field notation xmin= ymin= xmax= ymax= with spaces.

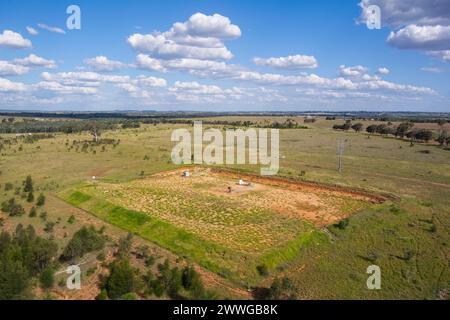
xmin=333 ymin=120 xmax=449 ymax=145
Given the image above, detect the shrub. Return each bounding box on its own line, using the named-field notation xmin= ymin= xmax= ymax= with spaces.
xmin=60 ymin=226 xmax=105 ymax=261
xmin=39 ymin=211 xmax=47 ymax=221
xmin=1 ymin=198 xmax=25 ymax=217
xmin=27 ymin=192 xmax=34 ymax=203
xmin=39 ymin=268 xmax=55 ymax=289
xmin=182 ymin=266 xmax=205 ymax=298
xmin=23 ymin=175 xmax=33 ymax=193
xmin=4 ymin=183 xmax=13 ymax=191
xmin=29 ymin=206 xmax=37 ymax=217
xmin=265 ymin=277 xmax=297 ymax=300
xmin=44 ymin=222 xmax=56 ymax=234
xmin=96 ymin=289 xmax=109 ymax=300
xmin=104 ymin=258 xmax=137 ymax=300
xmin=145 ymin=256 xmax=156 ymax=267
xmin=36 ymin=193 xmax=46 ymax=207
xmin=67 ymin=215 xmax=76 ymax=224
xmin=257 ymin=264 xmax=269 ymax=277
xmin=334 ymin=218 xmax=349 ymax=230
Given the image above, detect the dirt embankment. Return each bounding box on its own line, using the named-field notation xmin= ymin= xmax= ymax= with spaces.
xmin=210 ymin=167 xmax=389 ymax=204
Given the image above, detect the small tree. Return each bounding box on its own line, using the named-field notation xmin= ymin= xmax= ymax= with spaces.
xmin=36 ymin=193 xmax=46 ymax=207
xmin=266 ymin=277 xmax=297 ymax=300
xmin=256 ymin=264 xmax=269 ymax=276
xmin=27 ymin=191 xmax=34 ymax=203
xmin=182 ymin=265 xmax=205 ymax=298
xmin=436 ymin=131 xmax=448 ymax=146
xmin=395 ymin=122 xmax=414 ymax=138
xmin=39 ymin=268 xmax=55 ymax=289
xmin=29 ymin=206 xmax=37 ymax=218
xmin=23 ymin=175 xmax=33 ymax=193
xmin=60 ymin=226 xmax=105 ymax=261
xmin=87 ymin=122 xmax=102 ymax=143
xmin=366 ymin=124 xmax=377 ymax=135
xmin=351 ymin=123 xmax=363 ymax=132
xmin=117 ymin=233 xmax=133 ymax=258
xmin=104 ymin=258 xmax=137 ymax=300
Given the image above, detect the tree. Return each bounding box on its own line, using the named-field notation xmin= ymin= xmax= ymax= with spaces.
xmin=39 ymin=268 xmax=55 ymax=289
xmin=436 ymin=131 xmax=448 ymax=146
xmin=0 ymin=226 xmax=58 ymax=299
xmin=36 ymin=193 xmax=46 ymax=207
xmin=29 ymin=207 xmax=37 ymax=218
xmin=256 ymin=264 xmax=269 ymax=276
xmin=96 ymin=289 xmax=108 ymax=300
xmin=104 ymin=258 xmax=137 ymax=300
xmin=27 ymin=191 xmax=34 ymax=203
xmin=366 ymin=124 xmax=377 ymax=135
xmin=376 ymin=124 xmax=390 ymax=135
xmin=415 ymin=129 xmax=434 ymax=142
xmin=266 ymin=277 xmax=297 ymax=300
xmin=60 ymin=226 xmax=105 ymax=261
xmin=1 ymin=198 xmax=25 ymax=217
xmin=87 ymin=122 xmax=102 ymax=142
xmin=23 ymin=176 xmax=33 ymax=193
xmin=182 ymin=265 xmax=205 ymax=298
xmin=332 ymin=123 xmax=351 ymax=131
xmin=117 ymin=233 xmax=133 ymax=258
xmin=395 ymin=122 xmax=414 ymax=138
xmin=156 ymin=260 xmax=183 ymax=298
xmin=351 ymin=123 xmax=363 ymax=132
xmin=4 ymin=182 xmax=13 ymax=191
xmin=342 ymin=122 xmax=351 ymax=131
xmin=135 ymin=245 xmax=149 ymax=260
xmin=0 ymin=254 xmax=30 ymax=300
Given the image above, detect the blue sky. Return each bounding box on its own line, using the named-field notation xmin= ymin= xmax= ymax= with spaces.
xmin=0 ymin=0 xmax=449 ymax=111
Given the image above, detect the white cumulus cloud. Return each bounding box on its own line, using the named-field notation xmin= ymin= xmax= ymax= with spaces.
xmin=377 ymin=67 xmax=390 ymax=75
xmin=0 ymin=77 xmax=27 ymax=92
xmin=387 ymin=24 xmax=450 ymax=51
xmin=339 ymin=65 xmax=369 ymax=77
xmin=128 ymin=12 xmax=240 ymax=60
xmin=14 ymin=54 xmax=57 ymax=69
xmin=0 ymin=61 xmax=29 ymax=76
xmin=0 ymin=30 xmax=32 ymax=49
xmin=253 ymin=55 xmax=318 ymax=69
xmin=84 ymin=56 xmax=126 ymax=72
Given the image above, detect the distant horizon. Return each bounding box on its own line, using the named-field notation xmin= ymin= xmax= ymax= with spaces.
xmin=1 ymin=109 xmax=450 ymax=116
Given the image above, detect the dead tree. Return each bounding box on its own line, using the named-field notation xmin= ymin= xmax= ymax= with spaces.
xmin=88 ymin=122 xmax=101 ymax=142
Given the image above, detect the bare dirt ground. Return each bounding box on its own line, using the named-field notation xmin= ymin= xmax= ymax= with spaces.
xmin=146 ymin=167 xmax=383 ymax=227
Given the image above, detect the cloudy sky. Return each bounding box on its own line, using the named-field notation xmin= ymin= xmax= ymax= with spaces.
xmin=0 ymin=0 xmax=449 ymax=112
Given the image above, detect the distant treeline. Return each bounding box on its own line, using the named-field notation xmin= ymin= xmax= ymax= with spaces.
xmin=141 ymin=118 xmax=308 ymax=129
xmin=0 ymin=119 xmax=118 ymax=134
xmin=0 ymin=117 xmax=308 ymax=134
xmin=333 ymin=121 xmax=450 ymax=145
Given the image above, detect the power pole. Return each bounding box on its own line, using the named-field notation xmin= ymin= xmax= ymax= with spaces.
xmin=338 ymin=139 xmax=345 ymax=173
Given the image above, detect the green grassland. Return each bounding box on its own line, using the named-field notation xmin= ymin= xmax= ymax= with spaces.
xmin=58 ymin=176 xmax=345 ymax=285
xmin=1 ymin=118 xmax=449 ymax=299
